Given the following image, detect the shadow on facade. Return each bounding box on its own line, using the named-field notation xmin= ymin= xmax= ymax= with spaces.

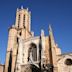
xmin=31 ymin=64 xmax=40 ymax=72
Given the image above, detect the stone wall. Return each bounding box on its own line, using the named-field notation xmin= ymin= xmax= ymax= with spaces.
xmin=0 ymin=64 xmax=4 ymax=72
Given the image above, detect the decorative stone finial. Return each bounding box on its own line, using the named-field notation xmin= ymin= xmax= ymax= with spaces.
xmin=17 ymin=8 xmax=19 ymax=11
xmin=41 ymin=29 xmax=44 ymax=36
xmin=56 ymin=44 xmax=58 ymax=47
xmin=31 ymin=31 xmax=34 ymax=37
xmin=29 ymin=11 xmax=31 ymax=14
xmin=49 ymin=24 xmax=52 ymax=31
xmin=21 ymin=5 xmax=23 ymax=9
xmin=27 ymin=8 xmax=29 ymax=11
xmin=12 ymin=25 xmax=15 ymax=28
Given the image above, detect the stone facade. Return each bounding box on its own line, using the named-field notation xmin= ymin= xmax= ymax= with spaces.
xmin=0 ymin=6 xmax=72 ymax=72
xmin=57 ymin=53 xmax=72 ymax=72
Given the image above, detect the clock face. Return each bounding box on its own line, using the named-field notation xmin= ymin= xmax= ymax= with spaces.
xmin=65 ymin=58 xmax=72 ymax=66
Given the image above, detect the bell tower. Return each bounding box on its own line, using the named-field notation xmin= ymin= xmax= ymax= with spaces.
xmin=4 ymin=6 xmax=32 ymax=72
xmin=15 ymin=6 xmax=31 ymax=31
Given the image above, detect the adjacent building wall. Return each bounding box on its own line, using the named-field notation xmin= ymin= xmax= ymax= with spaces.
xmin=0 ymin=64 xmax=4 ymax=72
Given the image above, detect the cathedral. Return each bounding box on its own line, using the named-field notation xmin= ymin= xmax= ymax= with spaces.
xmin=0 ymin=6 xmax=72 ymax=72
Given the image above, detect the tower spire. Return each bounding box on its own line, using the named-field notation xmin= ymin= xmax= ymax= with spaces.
xmin=49 ymin=24 xmax=52 ymax=32
xmin=49 ymin=24 xmax=55 ymax=46
xmin=49 ymin=24 xmax=57 ymax=69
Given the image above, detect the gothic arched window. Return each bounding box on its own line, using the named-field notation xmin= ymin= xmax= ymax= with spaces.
xmin=28 ymin=43 xmax=37 ymax=62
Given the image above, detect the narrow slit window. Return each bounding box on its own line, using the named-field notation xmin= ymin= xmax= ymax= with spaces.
xmin=17 ymin=37 xmax=18 ymax=43
xmin=18 ymin=14 xmax=20 ymax=28
xmin=23 ymin=15 xmax=25 ymax=27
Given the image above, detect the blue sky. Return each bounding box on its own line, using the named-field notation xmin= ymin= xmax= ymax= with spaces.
xmin=0 ymin=0 xmax=72 ymax=64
